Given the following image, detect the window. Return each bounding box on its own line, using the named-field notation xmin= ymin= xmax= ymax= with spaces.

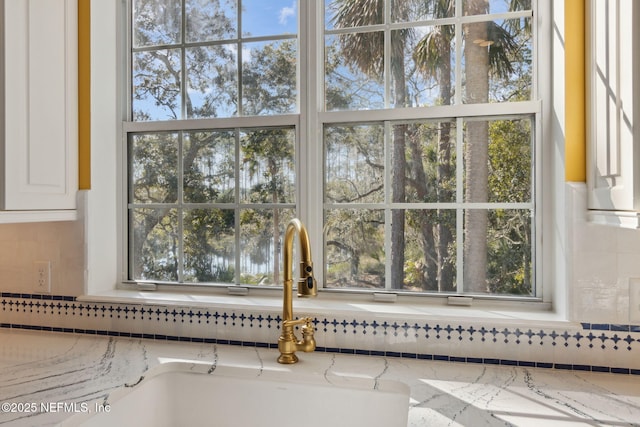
xmin=126 ymin=0 xmax=542 ymax=297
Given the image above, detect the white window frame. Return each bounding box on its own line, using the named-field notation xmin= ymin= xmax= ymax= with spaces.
xmin=311 ymin=1 xmax=545 ymax=297
xmin=85 ymin=0 xmax=555 ymax=308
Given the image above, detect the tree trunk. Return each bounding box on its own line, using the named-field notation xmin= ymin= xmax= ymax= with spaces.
xmin=463 ymin=0 xmax=490 ymax=293
xmin=391 ymin=125 xmax=406 ymax=289
xmin=390 ymin=55 xmax=407 ymax=289
xmin=436 ymin=41 xmax=454 ymax=292
xmin=271 ymin=159 xmax=280 ymax=286
xmin=407 ymin=131 xmax=437 ymax=289
xmin=437 ymin=127 xmax=454 ymax=290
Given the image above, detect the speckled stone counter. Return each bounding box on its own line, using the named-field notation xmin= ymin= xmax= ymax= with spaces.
xmin=1 ymin=329 xmax=639 ymax=426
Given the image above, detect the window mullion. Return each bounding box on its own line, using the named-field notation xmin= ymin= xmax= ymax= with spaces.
xmin=180 ymin=0 xmax=187 ymax=119
xmin=456 ymin=117 xmax=465 ymax=293
xmin=455 ymin=0 xmax=463 ymax=105
xmin=177 ymin=1 xmax=186 ymax=281
xmin=237 ymin=0 xmax=243 ymax=117
xmin=177 ymin=131 xmax=185 ymax=283
xmin=305 ymin=0 xmax=325 ymax=288
xmin=384 ymin=121 xmax=392 ymax=290
xmin=384 ymin=0 xmax=391 ymax=109
xmin=234 ymin=128 xmax=241 ymax=285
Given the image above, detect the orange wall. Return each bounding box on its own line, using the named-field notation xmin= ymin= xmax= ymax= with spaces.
xmin=565 ymin=0 xmax=586 ymax=182
xmin=78 ymin=0 xmax=90 ymax=189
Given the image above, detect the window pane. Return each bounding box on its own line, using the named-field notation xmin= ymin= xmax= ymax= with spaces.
xmin=394 ymin=26 xmax=455 ymax=108
xmin=130 ymin=208 xmax=179 ymax=281
xmin=464 ymin=118 xmax=532 ymax=203
xmin=242 ymin=40 xmax=298 ymax=116
xmin=186 ymin=45 xmax=238 ymax=118
xmin=183 ymin=208 xmax=235 ymax=283
xmin=393 ymin=121 xmax=456 ymax=203
xmin=487 ymin=209 xmax=533 ymax=295
xmin=325 ymin=34 xmax=384 ymax=111
xmin=489 ymin=18 xmax=532 ymax=102
xmin=133 ymin=49 xmax=182 ymax=121
xmin=403 ymin=209 xmax=457 ymax=292
xmin=132 ymin=0 xmax=298 ymax=121
xmin=487 ymin=118 xmax=532 ymax=202
xmin=463 ymin=0 xmax=531 ymax=15
xmin=185 ymin=0 xmax=237 ymax=42
xmin=240 ymin=128 xmax=295 ymax=204
xmin=183 ymin=131 xmax=235 ymax=204
xmin=133 ymin=0 xmax=182 ymax=48
xmin=130 ymin=133 xmax=179 ymax=204
xmin=464 ymin=209 xmax=533 ymax=295
xmin=242 ymin=0 xmax=297 ymax=37
xmin=463 ymin=18 xmax=532 ymax=104
xmin=240 ymin=208 xmax=295 ymax=286
xmin=325 ymin=0 xmax=384 ymax=30
xmin=391 ymin=0 xmax=455 ymax=22
xmin=325 ymin=124 xmax=384 ymax=204
xmin=324 ymin=209 xmax=385 ymax=289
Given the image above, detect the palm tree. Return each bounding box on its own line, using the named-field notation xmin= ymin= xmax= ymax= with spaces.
xmin=462 ymin=0 xmax=490 ymax=292
xmin=462 ymin=0 xmax=522 ymax=293
xmin=328 ymin=0 xmax=527 ymax=292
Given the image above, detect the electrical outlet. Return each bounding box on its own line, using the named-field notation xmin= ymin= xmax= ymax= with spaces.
xmin=629 ymin=278 xmax=640 ymax=323
xmin=34 ymin=261 xmax=51 ymax=293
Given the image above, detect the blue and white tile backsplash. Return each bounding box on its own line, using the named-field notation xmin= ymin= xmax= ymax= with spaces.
xmin=2 ymin=184 xmax=640 ymax=375
xmin=2 ymin=292 xmax=639 ymax=375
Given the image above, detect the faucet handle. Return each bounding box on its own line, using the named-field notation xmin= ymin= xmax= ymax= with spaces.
xmin=284 ymin=316 xmax=313 ymax=328
xmin=301 ymin=318 xmax=314 ymax=335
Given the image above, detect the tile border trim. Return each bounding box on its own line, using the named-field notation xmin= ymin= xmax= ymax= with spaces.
xmin=1 ymin=322 xmax=638 ymax=376
xmin=2 ymin=293 xmax=639 ymax=375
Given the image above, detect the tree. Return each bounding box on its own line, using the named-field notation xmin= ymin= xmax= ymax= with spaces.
xmin=241 ymin=128 xmax=295 ymax=284
xmin=486 ymin=118 xmax=532 ymax=294
xmin=413 ymin=0 xmax=456 ymax=291
xmin=330 ymin=0 xmax=527 ymax=293
xmin=329 ymin=0 xmax=410 ymax=289
xmin=130 ymin=0 xmax=297 ymax=284
xmin=462 ymin=0 xmax=527 ymax=293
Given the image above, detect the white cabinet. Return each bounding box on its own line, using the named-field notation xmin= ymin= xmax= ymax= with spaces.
xmin=587 ymin=0 xmax=640 ymax=227
xmin=0 ymin=0 xmax=78 ymax=219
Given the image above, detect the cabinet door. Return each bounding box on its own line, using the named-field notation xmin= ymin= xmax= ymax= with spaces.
xmin=587 ymin=0 xmax=640 ymax=211
xmin=2 ymin=0 xmax=78 ymax=210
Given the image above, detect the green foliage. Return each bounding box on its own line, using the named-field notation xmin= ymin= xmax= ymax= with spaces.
xmin=325 ymin=209 xmax=385 ymax=288
xmin=242 ymin=40 xmax=297 ymax=115
xmin=130 ymin=29 xmax=297 ymax=283
xmin=488 ymin=119 xmax=532 ymax=203
xmin=484 ymin=119 xmax=533 ymax=293
xmin=486 ymin=209 xmax=532 ymax=295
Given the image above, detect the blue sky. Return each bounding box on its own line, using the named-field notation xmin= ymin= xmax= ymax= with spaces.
xmin=241 ymin=0 xmax=297 ymax=37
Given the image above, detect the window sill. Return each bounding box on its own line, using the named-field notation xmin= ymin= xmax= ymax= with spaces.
xmin=0 ymin=210 xmax=77 ymax=224
xmin=77 ymin=287 xmax=569 ymax=328
xmin=588 ymin=210 xmax=640 ymax=229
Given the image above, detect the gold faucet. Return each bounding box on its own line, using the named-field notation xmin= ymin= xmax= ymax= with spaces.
xmin=277 ymin=218 xmax=317 ymax=364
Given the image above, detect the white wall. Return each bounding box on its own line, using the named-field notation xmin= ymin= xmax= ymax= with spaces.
xmin=0 ymin=219 xmax=84 ymax=295
xmin=567 ymin=183 xmax=640 ymax=324
xmin=83 ymin=0 xmax=119 ymax=295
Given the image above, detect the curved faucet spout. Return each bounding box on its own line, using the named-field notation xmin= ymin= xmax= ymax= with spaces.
xmin=278 ymin=218 xmax=317 ymax=364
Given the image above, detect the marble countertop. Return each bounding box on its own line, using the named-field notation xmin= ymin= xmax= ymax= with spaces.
xmin=1 ymin=329 xmax=639 ymax=427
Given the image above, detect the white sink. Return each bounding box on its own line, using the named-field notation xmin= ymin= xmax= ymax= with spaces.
xmin=67 ymin=362 xmax=410 ymax=427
